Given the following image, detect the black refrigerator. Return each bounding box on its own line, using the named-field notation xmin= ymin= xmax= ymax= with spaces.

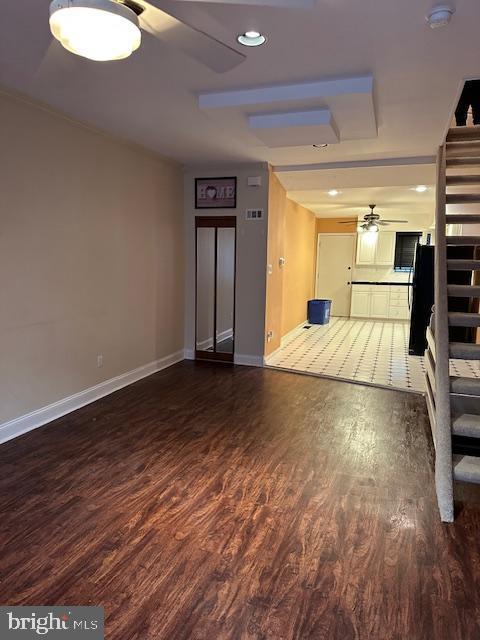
xmin=408 ymin=243 xmax=475 ymax=355
xmin=408 ymin=244 xmax=434 ymax=356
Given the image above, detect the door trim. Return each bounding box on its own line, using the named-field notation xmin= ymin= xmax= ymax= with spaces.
xmin=315 ymin=233 xmax=356 ymax=312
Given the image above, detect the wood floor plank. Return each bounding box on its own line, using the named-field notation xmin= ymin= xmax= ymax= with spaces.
xmin=1 ymin=362 xmax=480 ymax=639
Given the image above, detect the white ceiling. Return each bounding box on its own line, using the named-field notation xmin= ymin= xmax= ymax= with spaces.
xmin=286 ymin=184 xmax=435 ymax=221
xmin=275 ymin=161 xmax=436 ymax=220
xmin=1 ymin=0 xmax=478 ymax=169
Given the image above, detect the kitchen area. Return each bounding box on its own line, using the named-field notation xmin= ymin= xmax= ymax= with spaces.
xmin=264 ymin=178 xmax=480 ymax=394
xmin=267 ymin=223 xmax=432 ymax=393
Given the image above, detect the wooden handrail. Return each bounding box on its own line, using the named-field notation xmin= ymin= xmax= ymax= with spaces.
xmin=433 ymin=144 xmax=454 ymax=522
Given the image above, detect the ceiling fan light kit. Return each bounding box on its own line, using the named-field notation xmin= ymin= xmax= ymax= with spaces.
xmin=49 ymin=0 xmax=142 ymax=61
xmin=343 ymin=204 xmax=408 ymax=232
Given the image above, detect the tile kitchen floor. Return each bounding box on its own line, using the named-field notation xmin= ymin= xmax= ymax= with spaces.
xmin=266 ymin=317 xmax=480 ymax=394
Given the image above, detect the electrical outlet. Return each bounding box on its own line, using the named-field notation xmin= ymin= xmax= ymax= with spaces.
xmin=267 ymin=330 xmax=273 ymax=342
xmin=97 ymin=354 xmax=103 ymax=368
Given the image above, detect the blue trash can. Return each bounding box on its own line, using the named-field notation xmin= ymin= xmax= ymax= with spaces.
xmin=308 ymin=299 xmax=331 ymax=325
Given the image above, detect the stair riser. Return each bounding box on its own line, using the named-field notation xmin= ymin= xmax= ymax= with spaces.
xmin=448 ymin=285 xmax=480 ymax=296
xmin=446 ymin=174 xmax=480 ymax=186
xmin=447 ymin=262 xmax=480 ymax=270
xmin=449 ymin=342 xmax=480 ymax=359
xmin=447 ymin=127 xmax=480 ymax=143
xmin=446 ymin=237 xmax=480 ymax=246
xmin=447 ymin=159 xmax=480 ymax=167
xmin=445 ymin=215 xmax=480 ymax=224
xmin=453 ymin=437 xmax=480 ymax=458
xmin=451 ymin=395 xmax=480 ymax=416
xmin=447 ymin=149 xmax=480 ymax=159
xmin=446 ymin=195 xmax=480 ymax=205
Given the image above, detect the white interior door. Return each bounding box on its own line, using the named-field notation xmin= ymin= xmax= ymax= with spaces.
xmin=316 ymin=234 xmax=356 ymax=317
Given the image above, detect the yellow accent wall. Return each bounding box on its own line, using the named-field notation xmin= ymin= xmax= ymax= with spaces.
xmin=264 ymin=171 xmax=286 ymax=356
xmin=282 ymin=199 xmax=316 ymax=337
xmin=316 ymin=217 xmax=357 ymax=233
xmin=264 ymin=171 xmax=316 ymax=355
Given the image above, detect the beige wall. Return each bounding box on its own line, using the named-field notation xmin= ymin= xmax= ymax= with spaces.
xmin=264 ymin=171 xmax=316 ymax=354
xmin=0 ymin=90 xmax=185 ymax=425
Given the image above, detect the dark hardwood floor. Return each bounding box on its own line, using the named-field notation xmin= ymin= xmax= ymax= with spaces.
xmin=1 ymin=362 xmax=480 ymax=639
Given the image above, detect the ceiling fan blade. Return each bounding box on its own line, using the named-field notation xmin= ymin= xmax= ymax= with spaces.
xmin=137 ymin=0 xmax=246 ymax=72
xmin=173 ymin=0 xmax=314 ymax=6
xmin=376 ymin=221 xmax=389 ymax=226
xmin=381 ymin=219 xmax=409 ymax=223
xmin=338 ymin=220 xmax=356 ymax=224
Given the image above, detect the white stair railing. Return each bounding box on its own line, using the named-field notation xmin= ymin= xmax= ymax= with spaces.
xmin=432 ymin=143 xmax=454 ymax=522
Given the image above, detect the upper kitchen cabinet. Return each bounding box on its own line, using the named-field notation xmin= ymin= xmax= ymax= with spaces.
xmin=356 ymin=231 xmax=396 ymax=266
xmin=375 ymin=232 xmax=396 ymax=265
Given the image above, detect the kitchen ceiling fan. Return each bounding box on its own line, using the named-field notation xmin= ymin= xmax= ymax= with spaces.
xmin=48 ymin=0 xmax=313 ymax=72
xmin=340 ymin=204 xmax=408 ymax=233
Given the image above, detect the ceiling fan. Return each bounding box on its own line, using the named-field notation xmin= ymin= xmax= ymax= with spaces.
xmin=340 ymin=204 xmax=408 ymax=233
xmin=48 ymin=0 xmax=313 ymax=72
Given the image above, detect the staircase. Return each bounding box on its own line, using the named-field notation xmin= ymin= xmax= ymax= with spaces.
xmin=425 ymin=126 xmax=480 ymax=522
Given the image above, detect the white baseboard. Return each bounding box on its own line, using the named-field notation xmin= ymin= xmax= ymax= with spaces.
xmin=281 ymin=320 xmax=309 ymax=346
xmin=0 ymin=349 xmax=185 ymax=445
xmin=197 ymin=337 xmax=214 ymax=351
xmin=234 ymin=353 xmax=264 ymax=367
xmin=195 ymin=328 xmax=233 ymax=352
xmin=184 ymin=348 xmax=195 ymax=360
xmin=264 ymin=320 xmax=308 ymax=365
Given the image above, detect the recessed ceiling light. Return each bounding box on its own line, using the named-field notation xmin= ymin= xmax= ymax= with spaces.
xmin=313 ymin=143 xmax=328 ymax=148
xmin=413 ymin=185 xmax=428 ymax=193
xmin=427 ymin=5 xmax=455 ymax=29
xmin=328 ymin=189 xmax=340 ymax=197
xmin=237 ymin=31 xmax=266 ymax=47
xmin=49 ymin=0 xmax=141 ymax=61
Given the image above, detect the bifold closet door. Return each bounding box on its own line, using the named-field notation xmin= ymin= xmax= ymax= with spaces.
xmin=195 ymin=217 xmax=236 ymax=362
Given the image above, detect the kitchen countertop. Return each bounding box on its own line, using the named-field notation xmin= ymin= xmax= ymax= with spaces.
xmin=351 ymin=281 xmax=412 ymax=286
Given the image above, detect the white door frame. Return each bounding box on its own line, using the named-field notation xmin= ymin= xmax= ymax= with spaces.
xmin=315 ymin=233 xmax=357 ymax=309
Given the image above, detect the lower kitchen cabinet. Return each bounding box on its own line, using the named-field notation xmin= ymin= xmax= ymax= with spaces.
xmin=350 ymin=289 xmax=371 ymax=317
xmin=370 ymin=290 xmax=390 ymax=318
xmin=350 ymin=285 xmax=410 ymax=320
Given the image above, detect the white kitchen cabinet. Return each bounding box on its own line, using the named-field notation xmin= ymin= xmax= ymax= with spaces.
xmin=351 ymin=284 xmax=410 ymax=320
xmin=375 ymin=232 xmax=396 ymax=265
xmin=355 ymin=231 xmax=396 ymax=266
xmin=388 ymin=285 xmax=410 ymax=320
xmin=370 ymin=290 xmax=390 ymax=318
xmin=350 ymin=288 xmax=371 ymax=317
xmin=356 ymin=234 xmax=377 ymax=265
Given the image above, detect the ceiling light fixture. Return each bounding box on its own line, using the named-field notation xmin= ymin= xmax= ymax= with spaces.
xmin=427 ymin=5 xmax=455 ymax=28
xmin=49 ymin=0 xmax=142 ymax=62
xmin=237 ymin=31 xmax=266 ymax=47
xmin=413 ymin=185 xmax=428 ymax=193
xmin=313 ymin=143 xmax=328 ymax=148
xmin=328 ymin=189 xmax=340 ymax=197
xmin=365 ymin=221 xmax=379 ymax=234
